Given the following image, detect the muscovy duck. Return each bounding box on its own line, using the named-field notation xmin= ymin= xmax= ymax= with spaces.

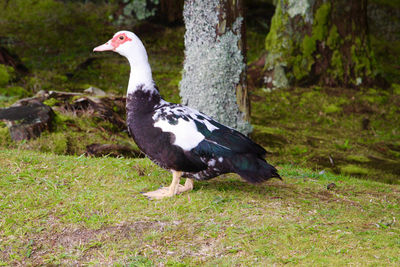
xmin=93 ymin=31 xmax=281 ymax=199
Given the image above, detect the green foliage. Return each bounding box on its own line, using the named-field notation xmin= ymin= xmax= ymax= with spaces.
xmin=43 ymin=98 xmax=61 ymax=107
xmin=0 ymin=64 xmax=14 ymax=87
xmin=1 ymin=86 xmax=29 ymax=98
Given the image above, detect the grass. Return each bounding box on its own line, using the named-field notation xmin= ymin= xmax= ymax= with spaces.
xmin=0 ymin=149 xmax=399 ymax=265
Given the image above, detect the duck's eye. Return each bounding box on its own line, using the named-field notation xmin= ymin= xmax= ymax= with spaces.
xmin=119 ymin=35 xmax=124 ymax=40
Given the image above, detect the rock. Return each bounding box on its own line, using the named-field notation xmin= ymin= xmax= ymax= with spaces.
xmin=35 ymin=90 xmax=49 ymax=98
xmin=0 ymin=99 xmax=54 ymax=141
xmin=84 ymin=86 xmax=106 ymax=96
xmin=327 ymin=183 xmax=336 ymax=190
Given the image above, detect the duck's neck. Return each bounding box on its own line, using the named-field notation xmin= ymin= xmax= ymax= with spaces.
xmin=126 ymin=55 xmax=158 ymax=96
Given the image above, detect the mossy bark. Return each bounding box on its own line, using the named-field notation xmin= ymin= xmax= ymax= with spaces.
xmin=265 ymin=0 xmax=378 ymax=88
xmin=180 ymin=0 xmax=252 ymax=134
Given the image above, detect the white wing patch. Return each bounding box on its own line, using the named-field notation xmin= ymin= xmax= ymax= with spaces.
xmin=152 ymin=104 xmax=221 ymax=151
xmin=154 ymin=117 xmax=205 ymax=151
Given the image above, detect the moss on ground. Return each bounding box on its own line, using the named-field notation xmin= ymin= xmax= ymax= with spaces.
xmin=251 ymin=86 xmax=400 ymax=184
xmin=340 ymin=164 xmax=369 ymax=175
xmin=346 ymin=155 xmax=371 ymax=163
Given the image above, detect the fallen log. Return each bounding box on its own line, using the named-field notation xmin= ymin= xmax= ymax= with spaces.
xmin=0 ymin=99 xmax=54 ymax=141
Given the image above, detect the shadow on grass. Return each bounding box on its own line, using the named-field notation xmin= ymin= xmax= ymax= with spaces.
xmin=194 ymin=175 xmax=294 ymax=196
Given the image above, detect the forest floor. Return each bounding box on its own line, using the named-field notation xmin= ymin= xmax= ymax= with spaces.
xmin=0 ymin=17 xmax=399 ymax=265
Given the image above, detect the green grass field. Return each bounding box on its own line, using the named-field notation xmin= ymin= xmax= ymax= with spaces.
xmin=1 ymin=149 xmax=399 ymax=265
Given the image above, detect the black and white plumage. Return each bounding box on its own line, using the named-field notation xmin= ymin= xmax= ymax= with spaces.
xmin=94 ymin=31 xmax=281 ymax=199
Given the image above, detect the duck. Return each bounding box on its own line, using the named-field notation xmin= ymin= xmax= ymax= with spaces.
xmin=93 ymin=31 xmax=281 ymax=199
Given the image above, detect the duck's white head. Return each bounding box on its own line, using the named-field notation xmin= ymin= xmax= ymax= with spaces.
xmin=94 ymin=31 xmax=155 ymax=94
xmin=93 ymin=31 xmax=145 ymax=58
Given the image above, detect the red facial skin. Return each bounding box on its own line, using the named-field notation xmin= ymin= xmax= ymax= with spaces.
xmin=109 ymin=33 xmax=132 ymax=50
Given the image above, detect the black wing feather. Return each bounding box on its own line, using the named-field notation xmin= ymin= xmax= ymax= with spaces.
xmin=193 ymin=119 xmax=266 ymax=157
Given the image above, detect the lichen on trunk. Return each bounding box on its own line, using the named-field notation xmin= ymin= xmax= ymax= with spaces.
xmin=180 ymin=0 xmax=252 ymax=134
xmin=264 ymin=0 xmax=379 ymax=89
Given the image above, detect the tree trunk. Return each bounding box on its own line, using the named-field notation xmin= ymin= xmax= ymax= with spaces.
xmin=180 ymin=0 xmax=252 ymax=134
xmin=264 ymin=0 xmax=378 ymax=89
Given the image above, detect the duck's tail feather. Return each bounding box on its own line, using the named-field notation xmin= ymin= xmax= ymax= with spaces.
xmin=230 ymin=154 xmax=281 ymax=183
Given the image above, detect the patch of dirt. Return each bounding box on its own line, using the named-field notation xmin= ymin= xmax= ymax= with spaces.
xmin=314 ymin=190 xmax=335 ymax=201
xmin=304 ymin=189 xmax=362 ymax=208
xmin=28 ymin=219 xmax=168 ymax=265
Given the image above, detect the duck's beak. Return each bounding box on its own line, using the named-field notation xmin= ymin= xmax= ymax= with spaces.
xmin=93 ymin=41 xmax=114 ymax=52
